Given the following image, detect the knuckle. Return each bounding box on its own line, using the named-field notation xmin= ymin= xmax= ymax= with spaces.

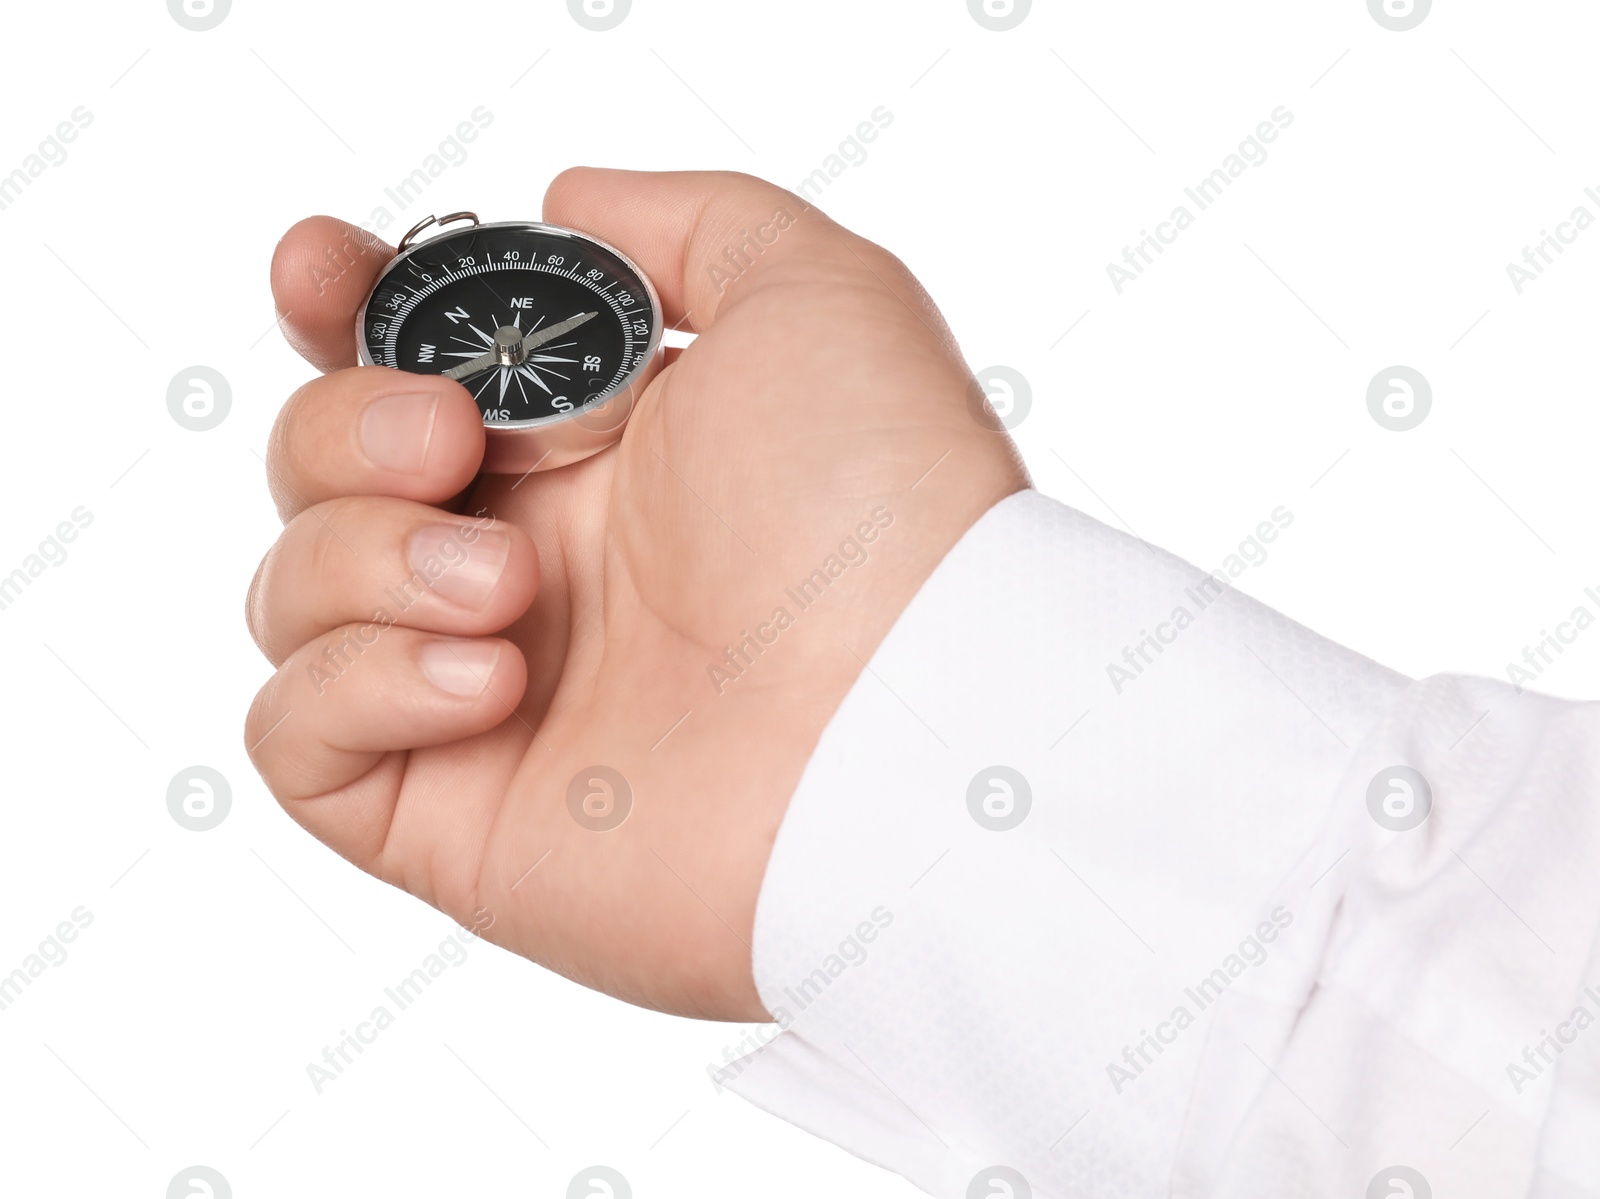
xmin=243 ymin=674 xmax=284 ymax=773
xmin=251 ymin=497 xmax=369 ymax=663
xmin=244 ymin=551 xmax=272 ymax=657
xmin=265 ymin=380 xmax=317 ymax=520
xmin=297 ymin=498 xmax=362 ymax=593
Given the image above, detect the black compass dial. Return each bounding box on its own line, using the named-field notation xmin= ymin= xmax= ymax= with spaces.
xmin=360 ymin=223 xmax=658 ymax=425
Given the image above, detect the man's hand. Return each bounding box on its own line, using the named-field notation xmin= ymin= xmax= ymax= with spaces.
xmin=245 ymin=169 xmax=1028 ymax=1021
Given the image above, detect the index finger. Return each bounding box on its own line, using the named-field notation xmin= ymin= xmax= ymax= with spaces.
xmin=270 ymin=215 xmax=394 ymax=374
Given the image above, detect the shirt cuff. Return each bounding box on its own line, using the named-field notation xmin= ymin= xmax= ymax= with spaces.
xmin=717 ymin=489 xmax=1408 ymax=1197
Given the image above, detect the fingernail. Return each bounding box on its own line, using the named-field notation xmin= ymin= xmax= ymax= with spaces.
xmin=420 ymin=640 xmax=500 ymax=697
xmin=408 ymin=526 xmax=510 ymax=609
xmin=361 ymin=392 xmax=440 ymax=473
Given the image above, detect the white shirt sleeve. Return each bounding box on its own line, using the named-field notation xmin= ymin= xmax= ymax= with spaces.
xmin=718 ymin=489 xmax=1600 ymax=1199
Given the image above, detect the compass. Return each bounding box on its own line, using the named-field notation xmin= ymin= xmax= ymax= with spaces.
xmin=357 ymin=212 xmax=664 ymax=474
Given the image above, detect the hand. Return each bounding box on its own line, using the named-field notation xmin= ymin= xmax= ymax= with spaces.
xmin=246 ymin=169 xmax=1028 ymax=1020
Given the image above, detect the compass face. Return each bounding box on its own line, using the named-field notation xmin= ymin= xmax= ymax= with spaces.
xmin=358 ymin=222 xmax=660 ymax=426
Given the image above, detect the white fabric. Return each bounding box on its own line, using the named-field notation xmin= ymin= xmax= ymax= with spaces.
xmin=719 ymin=489 xmax=1600 ymax=1198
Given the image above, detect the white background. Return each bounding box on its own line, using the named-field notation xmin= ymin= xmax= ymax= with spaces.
xmin=2 ymin=0 xmax=1597 ymax=1195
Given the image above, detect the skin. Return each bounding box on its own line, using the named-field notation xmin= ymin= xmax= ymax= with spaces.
xmin=245 ymin=168 xmax=1029 ymax=1022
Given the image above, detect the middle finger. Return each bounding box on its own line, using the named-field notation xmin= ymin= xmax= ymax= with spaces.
xmin=247 ymin=496 xmax=539 ymax=666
